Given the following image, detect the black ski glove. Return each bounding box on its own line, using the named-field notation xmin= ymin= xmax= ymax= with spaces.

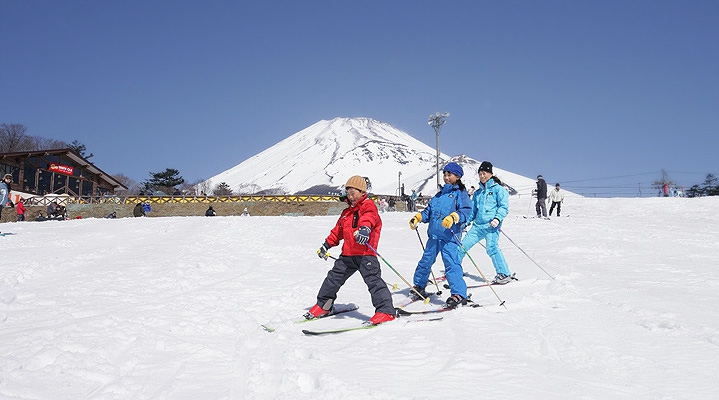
xmin=354 ymin=226 xmax=371 ymax=245
xmin=317 ymin=241 xmax=330 ymax=260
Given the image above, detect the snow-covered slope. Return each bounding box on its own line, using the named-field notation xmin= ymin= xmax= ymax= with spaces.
xmin=200 ymin=117 xmax=539 ymax=196
xmin=2 ymin=196 xmax=718 ymax=399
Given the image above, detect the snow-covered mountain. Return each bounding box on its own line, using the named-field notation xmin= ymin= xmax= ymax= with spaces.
xmin=200 ymin=117 xmax=537 ymax=196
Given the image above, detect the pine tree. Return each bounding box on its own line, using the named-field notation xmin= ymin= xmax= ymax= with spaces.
xmin=212 ymin=182 xmax=234 ymax=196
xmin=68 ymin=140 xmax=93 ymax=159
xmin=686 ymin=173 xmax=718 ymax=197
xmin=143 ymin=168 xmax=184 ymax=195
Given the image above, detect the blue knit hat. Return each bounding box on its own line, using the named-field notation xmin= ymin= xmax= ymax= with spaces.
xmin=443 ymin=162 xmax=464 ymax=178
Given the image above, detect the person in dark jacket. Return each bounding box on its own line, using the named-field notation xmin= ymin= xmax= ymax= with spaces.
xmin=409 ymin=162 xmax=472 ymax=308
xmin=205 ymin=206 xmax=216 ymax=216
xmin=308 ymin=175 xmax=395 ymax=325
xmin=133 ymin=203 xmax=145 ymax=217
xmin=535 ymin=175 xmax=548 ymax=218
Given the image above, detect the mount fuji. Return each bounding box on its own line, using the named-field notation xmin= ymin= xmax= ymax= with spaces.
xmin=200 ymin=117 xmax=537 ymax=196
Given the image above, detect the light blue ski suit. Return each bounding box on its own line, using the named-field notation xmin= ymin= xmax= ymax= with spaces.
xmin=460 ymin=177 xmax=511 ymax=276
xmin=413 ymin=183 xmax=472 ymax=297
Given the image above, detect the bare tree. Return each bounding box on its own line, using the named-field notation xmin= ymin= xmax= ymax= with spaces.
xmin=0 ymin=123 xmax=30 ymax=152
xmin=180 ymin=179 xmax=205 ymax=196
xmin=27 ymin=136 xmax=67 ymax=151
xmin=113 ymin=173 xmax=141 ymax=195
xmin=0 ymin=123 xmax=67 ymax=152
xmin=196 ymin=180 xmax=212 ymax=196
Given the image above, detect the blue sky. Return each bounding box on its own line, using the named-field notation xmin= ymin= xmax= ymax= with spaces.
xmin=2 ymin=0 xmax=717 ymax=196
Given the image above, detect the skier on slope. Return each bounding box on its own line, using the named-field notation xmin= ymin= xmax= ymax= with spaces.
xmin=459 ymin=161 xmax=515 ymax=284
xmin=535 ymin=174 xmax=548 ymax=218
xmin=409 ymin=162 xmax=472 ymax=308
xmin=308 ymin=175 xmax=396 ymax=325
xmin=548 ymin=183 xmax=565 ymax=217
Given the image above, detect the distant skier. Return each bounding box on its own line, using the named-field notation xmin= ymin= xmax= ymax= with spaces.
xmin=535 ymin=175 xmax=548 ymax=218
xmin=548 ymin=183 xmax=565 ymax=217
xmin=409 ymin=162 xmax=472 ymax=308
xmin=409 ymin=189 xmax=419 ymax=212
xmin=205 ymin=206 xmax=216 ymax=216
xmin=309 ymin=175 xmax=395 ymax=325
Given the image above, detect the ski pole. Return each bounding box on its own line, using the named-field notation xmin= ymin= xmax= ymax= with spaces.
xmin=415 ymin=229 xmax=442 ymax=296
xmin=527 ymin=193 xmax=533 ymax=217
xmin=366 ymin=243 xmax=429 ymax=304
xmin=451 ymin=231 xmax=507 ymax=309
xmin=324 ymin=252 xmax=398 ymax=290
xmin=499 ymin=228 xmax=554 ymax=280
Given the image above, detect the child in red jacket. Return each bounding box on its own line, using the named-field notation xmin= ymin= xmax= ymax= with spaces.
xmin=307 ymin=175 xmax=395 ymax=325
xmin=15 ymin=198 xmax=26 ymax=221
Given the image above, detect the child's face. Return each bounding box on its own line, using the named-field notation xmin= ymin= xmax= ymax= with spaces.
xmin=443 ymin=171 xmax=458 ymax=185
xmin=346 ymin=187 xmax=364 ymax=205
xmin=479 ymin=170 xmax=492 ymax=184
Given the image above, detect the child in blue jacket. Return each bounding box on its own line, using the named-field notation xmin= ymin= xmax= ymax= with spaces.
xmin=460 ymin=161 xmax=515 ymax=284
xmin=409 ymin=162 xmax=472 ymax=308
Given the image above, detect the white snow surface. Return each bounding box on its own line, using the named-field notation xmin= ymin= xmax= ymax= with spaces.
xmin=1 ymin=196 xmax=718 ymax=399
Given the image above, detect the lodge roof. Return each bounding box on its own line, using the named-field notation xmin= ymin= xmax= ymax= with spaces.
xmin=0 ymin=148 xmax=127 ymax=190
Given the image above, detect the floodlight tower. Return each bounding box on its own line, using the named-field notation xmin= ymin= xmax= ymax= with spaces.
xmin=428 ymin=112 xmax=450 ymax=190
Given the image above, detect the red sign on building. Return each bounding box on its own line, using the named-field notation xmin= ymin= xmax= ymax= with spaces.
xmin=49 ymin=163 xmax=74 ymax=176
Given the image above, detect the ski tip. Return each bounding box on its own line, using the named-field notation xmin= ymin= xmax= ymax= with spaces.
xmin=261 ymin=324 xmax=276 ymax=333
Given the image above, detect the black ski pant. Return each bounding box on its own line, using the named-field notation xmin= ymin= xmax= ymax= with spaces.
xmin=549 ymin=201 xmax=561 ymax=216
xmin=316 ymin=255 xmax=395 ymax=315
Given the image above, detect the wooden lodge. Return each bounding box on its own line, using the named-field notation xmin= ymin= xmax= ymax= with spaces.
xmin=0 ymin=149 xmax=126 ymax=200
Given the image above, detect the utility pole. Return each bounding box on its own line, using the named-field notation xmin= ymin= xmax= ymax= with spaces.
xmin=398 ymin=171 xmax=402 ymax=196
xmin=428 ymin=112 xmax=450 ymax=190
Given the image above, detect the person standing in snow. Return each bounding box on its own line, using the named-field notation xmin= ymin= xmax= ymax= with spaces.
xmin=409 ymin=162 xmax=472 ymax=308
xmin=409 ymin=189 xmax=419 ymax=212
xmin=535 ymin=175 xmax=548 ymax=218
xmin=0 ymin=173 xmax=12 ymax=220
xmin=548 ymin=183 xmax=565 ymax=217
xmin=459 ymin=161 xmax=516 ymax=284
xmin=16 ymin=198 xmax=26 ymax=221
xmin=309 ymin=175 xmax=396 ymax=325
xmin=205 ymin=206 xmax=216 ymax=216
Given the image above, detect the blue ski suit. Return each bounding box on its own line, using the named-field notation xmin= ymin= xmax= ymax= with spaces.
xmin=413 ymin=183 xmax=472 ymax=297
xmin=460 ymin=177 xmax=511 ymax=276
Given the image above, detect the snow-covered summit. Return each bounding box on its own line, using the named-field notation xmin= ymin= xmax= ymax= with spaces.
xmin=200 ymin=117 xmax=537 ymax=196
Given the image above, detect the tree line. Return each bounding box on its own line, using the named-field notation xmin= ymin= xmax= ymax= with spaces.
xmin=685 ymin=174 xmax=719 ymax=197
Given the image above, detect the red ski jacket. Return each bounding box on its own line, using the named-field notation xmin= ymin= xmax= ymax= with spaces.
xmin=325 ymin=194 xmax=382 ymax=257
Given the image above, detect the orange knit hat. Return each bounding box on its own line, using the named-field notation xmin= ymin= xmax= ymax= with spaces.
xmin=345 ymin=175 xmax=367 ymax=192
